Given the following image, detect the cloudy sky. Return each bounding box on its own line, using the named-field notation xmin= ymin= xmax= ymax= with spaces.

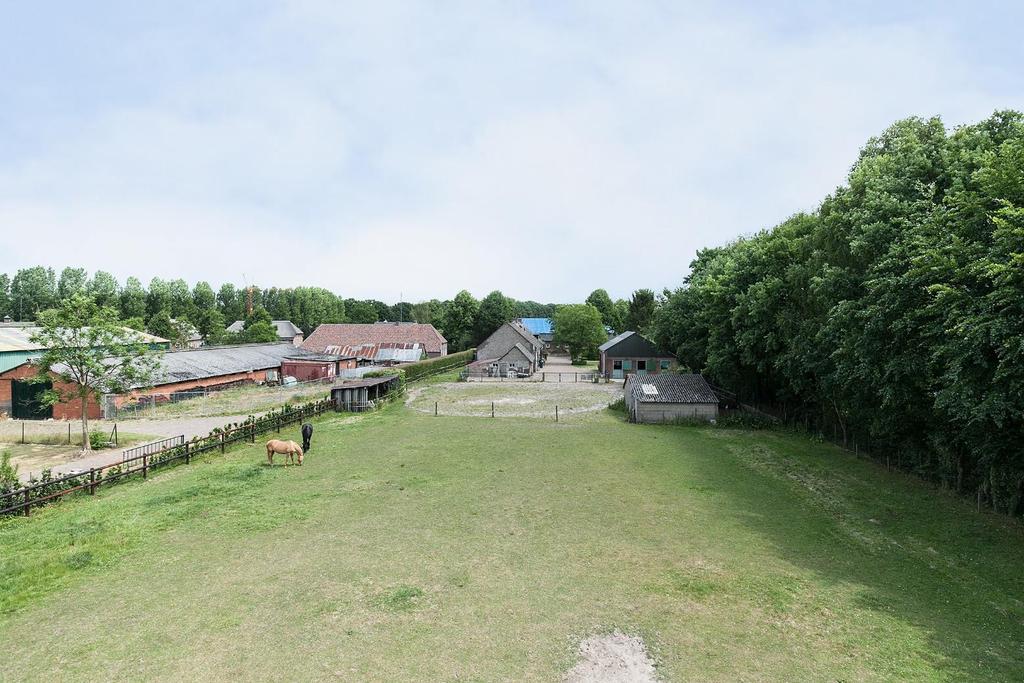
xmin=1 ymin=1 xmax=1022 ymax=303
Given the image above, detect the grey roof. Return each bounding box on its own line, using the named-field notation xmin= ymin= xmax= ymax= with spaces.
xmin=499 ymin=342 xmax=533 ymax=363
xmin=599 ymin=330 xmax=634 ymax=352
xmin=0 ymin=323 xmax=168 ymax=353
xmin=626 ymin=374 xmax=718 ymax=404
xmin=509 ymin=322 xmax=543 ymax=350
xmin=226 ymin=320 xmax=303 ymax=338
xmin=373 ymin=345 xmax=424 ymax=363
xmin=136 ymin=342 xmax=318 ymax=388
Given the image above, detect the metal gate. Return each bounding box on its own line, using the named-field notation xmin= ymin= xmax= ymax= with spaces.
xmin=11 ymin=379 xmax=52 ymax=419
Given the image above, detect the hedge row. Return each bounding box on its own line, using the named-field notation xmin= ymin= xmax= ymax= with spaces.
xmin=401 ymin=348 xmax=475 ymax=382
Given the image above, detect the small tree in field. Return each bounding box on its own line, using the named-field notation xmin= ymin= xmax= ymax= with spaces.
xmin=30 ymin=295 xmax=161 ymax=453
xmin=553 ymin=304 xmax=607 ymax=363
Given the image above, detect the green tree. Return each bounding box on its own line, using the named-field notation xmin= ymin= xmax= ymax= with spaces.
xmin=440 ymin=290 xmax=479 ymax=352
xmin=610 ymin=299 xmax=629 ymax=334
xmin=119 ymin=277 xmax=148 ymax=320
xmin=217 ymin=283 xmax=244 ymax=323
xmin=146 ymin=309 xmax=177 ymax=341
xmin=473 ymin=290 xmax=513 ymax=343
xmin=553 ymin=304 xmax=606 ymax=363
xmin=57 ymin=267 xmax=88 ymax=301
xmin=87 ymin=271 xmax=120 ymax=308
xmin=0 ymin=273 xmax=11 ymax=319
xmin=585 ymin=289 xmax=614 ymax=327
xmin=626 ymin=289 xmax=657 ymax=333
xmin=30 ymin=295 xmax=160 ymax=452
xmin=192 ymin=281 xmax=217 ymax=315
xmin=242 ymin=307 xmax=279 ymax=343
xmin=345 ymin=300 xmax=379 ymax=324
xmin=147 ymin=278 xmax=171 ymax=319
xmin=10 ymin=266 xmax=56 ymax=319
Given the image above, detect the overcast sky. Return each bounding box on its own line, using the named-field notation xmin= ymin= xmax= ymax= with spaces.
xmin=1 ymin=1 xmax=1022 ymax=303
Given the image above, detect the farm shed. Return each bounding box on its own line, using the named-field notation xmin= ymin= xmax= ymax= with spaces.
xmin=331 ymin=375 xmax=401 ymax=411
xmin=304 ymin=322 xmax=448 ymax=358
xmin=226 ymin=319 xmax=304 ymax=346
xmin=281 ymin=353 xmax=351 ymax=382
xmin=624 ymin=374 xmax=719 ymax=423
xmin=598 ymin=331 xmax=676 ymax=379
xmin=0 ymin=321 xmax=169 ymax=374
xmin=1 ymin=342 xmax=331 ymax=420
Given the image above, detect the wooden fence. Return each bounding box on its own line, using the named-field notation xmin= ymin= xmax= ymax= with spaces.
xmin=0 ymin=397 xmax=335 ymax=518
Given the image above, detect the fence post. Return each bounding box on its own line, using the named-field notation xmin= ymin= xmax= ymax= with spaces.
xmin=114 ymin=424 xmax=118 ymax=447
xmin=143 ymin=454 xmax=148 ymax=479
xmin=68 ymin=422 xmax=72 ymax=445
xmin=24 ymin=489 xmax=30 ymax=517
xmin=556 ymin=405 xmax=559 ymax=422
xmin=22 ymin=423 xmax=25 ymax=444
xmin=220 ymin=432 xmax=225 ymax=454
xmin=491 ymin=401 xmax=495 ymax=418
xmin=276 ymin=416 xmax=280 ymax=433
xmin=185 ymin=442 xmax=191 ymax=465
xmin=250 ymin=423 xmax=255 ymax=443
xmin=89 ymin=468 xmax=96 ymax=494
xmin=435 ymin=401 xmax=438 ymax=416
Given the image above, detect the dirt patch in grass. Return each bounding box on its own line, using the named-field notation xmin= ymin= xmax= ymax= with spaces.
xmin=565 ymin=632 xmax=659 ymax=682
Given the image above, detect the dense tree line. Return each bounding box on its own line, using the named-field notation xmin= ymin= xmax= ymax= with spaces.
xmin=0 ymin=269 xmax=558 ymax=351
xmin=652 ymin=112 xmax=1024 ymax=515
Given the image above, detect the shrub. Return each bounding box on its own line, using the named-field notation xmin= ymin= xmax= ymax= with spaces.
xmin=399 ymin=349 xmax=475 ymax=383
xmin=0 ymin=451 xmax=19 ymax=494
xmin=88 ymin=430 xmax=109 ymax=450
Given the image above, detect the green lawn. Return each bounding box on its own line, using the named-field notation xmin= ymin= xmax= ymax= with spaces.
xmin=1 ymin=405 xmax=1022 ymax=681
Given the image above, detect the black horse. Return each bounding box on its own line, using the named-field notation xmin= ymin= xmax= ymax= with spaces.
xmin=301 ymin=423 xmax=313 ymax=453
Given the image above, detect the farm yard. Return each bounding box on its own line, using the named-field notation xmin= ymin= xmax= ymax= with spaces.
xmin=406 ymin=378 xmax=621 ymax=419
xmin=1 ymin=403 xmax=1022 ymax=681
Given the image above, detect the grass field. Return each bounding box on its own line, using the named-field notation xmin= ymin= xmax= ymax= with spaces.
xmin=1 ymin=404 xmax=1022 ymax=681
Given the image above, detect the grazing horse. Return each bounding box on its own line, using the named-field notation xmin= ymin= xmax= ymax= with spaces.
xmin=301 ymin=423 xmax=313 ymax=452
xmin=266 ymin=439 xmax=304 ymax=466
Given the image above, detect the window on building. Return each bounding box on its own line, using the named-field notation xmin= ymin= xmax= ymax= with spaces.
xmin=637 ymin=360 xmax=647 ymax=370
xmin=660 ymin=360 xmax=670 ymax=370
xmin=613 ymin=360 xmax=622 ymax=370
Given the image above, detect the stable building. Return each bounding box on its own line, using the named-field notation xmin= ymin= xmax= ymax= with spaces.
xmin=474 ymin=322 xmax=545 ymax=376
xmin=598 ymin=331 xmax=676 ymax=379
xmin=624 ymin=374 xmax=719 ymax=423
xmin=304 ymin=322 xmax=447 ymax=358
xmin=0 ymin=342 xmax=330 ymax=420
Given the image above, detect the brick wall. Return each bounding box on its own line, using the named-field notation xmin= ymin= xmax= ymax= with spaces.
xmin=0 ymin=363 xmax=101 ymax=420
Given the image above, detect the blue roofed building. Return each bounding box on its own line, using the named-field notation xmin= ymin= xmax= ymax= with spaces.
xmin=516 ymin=317 xmax=554 ymax=346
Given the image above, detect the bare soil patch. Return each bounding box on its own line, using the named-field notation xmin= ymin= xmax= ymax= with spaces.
xmin=565 ymin=632 xmax=659 ymax=682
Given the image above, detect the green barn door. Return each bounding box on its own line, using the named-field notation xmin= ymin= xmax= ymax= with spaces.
xmin=12 ymin=379 xmax=52 ymax=419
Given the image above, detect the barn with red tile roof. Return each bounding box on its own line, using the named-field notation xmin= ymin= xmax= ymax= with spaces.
xmin=303 ymin=322 xmax=448 ymax=357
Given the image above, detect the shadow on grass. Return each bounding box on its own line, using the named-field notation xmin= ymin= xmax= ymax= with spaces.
xmin=680 ymin=426 xmax=1024 ymax=680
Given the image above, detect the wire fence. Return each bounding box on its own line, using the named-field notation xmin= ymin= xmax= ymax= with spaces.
xmin=0 ymin=421 xmax=120 ymax=448
xmin=460 ymin=370 xmax=605 ymax=383
xmin=0 ymin=397 xmax=336 ymax=517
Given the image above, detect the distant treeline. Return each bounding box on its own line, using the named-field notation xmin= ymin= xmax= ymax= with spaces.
xmin=0 ymin=271 xmax=557 ymax=352
xmin=651 ymin=111 xmax=1024 ymax=515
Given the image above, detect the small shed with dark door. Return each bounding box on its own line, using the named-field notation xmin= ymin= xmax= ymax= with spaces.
xmin=330 ymin=374 xmax=401 ymax=411
xmin=624 ymin=373 xmax=719 ymax=423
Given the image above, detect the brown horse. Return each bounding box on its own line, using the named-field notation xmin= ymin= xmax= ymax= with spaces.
xmin=266 ymin=439 xmax=304 ymax=466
